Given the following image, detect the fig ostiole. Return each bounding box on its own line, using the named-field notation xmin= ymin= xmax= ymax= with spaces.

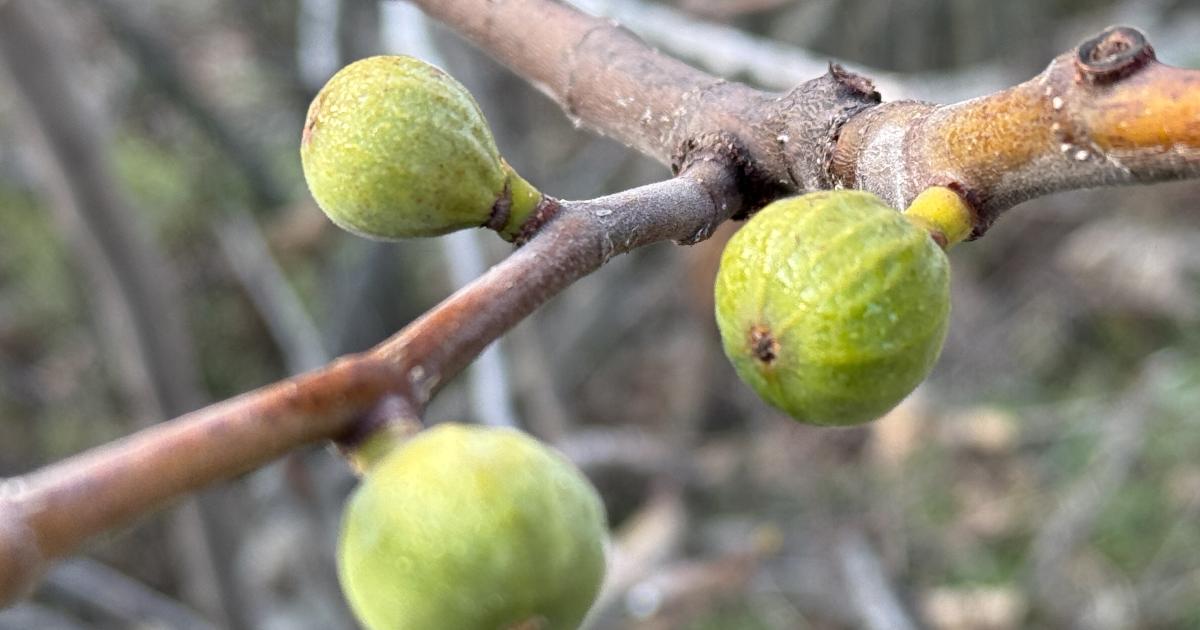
xmin=301 ymin=55 xmax=541 ymax=241
xmin=714 ymin=190 xmax=951 ymax=426
xmin=338 ymin=422 xmax=608 ymax=630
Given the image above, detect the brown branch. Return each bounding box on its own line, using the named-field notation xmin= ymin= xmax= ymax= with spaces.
xmin=4 ymin=0 xmax=1200 ymax=610
xmin=92 ymin=0 xmax=290 ymax=208
xmin=0 ymin=163 xmax=737 ymax=606
xmin=833 ymin=26 xmax=1200 ymax=236
xmin=415 ymin=1 xmax=1199 ymax=231
xmin=370 ymin=165 xmax=738 ymax=399
xmin=40 ymin=558 xmax=219 ymax=630
xmin=0 ymin=351 xmax=402 ymax=604
xmin=408 ymin=0 xmax=881 ymax=208
xmin=411 ymin=0 xmax=741 ymax=164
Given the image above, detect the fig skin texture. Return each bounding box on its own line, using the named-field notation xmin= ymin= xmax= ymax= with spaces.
xmin=301 ymin=55 xmax=540 ymax=240
xmin=714 ymin=190 xmax=950 ymax=426
xmin=338 ymin=423 xmax=608 ymax=630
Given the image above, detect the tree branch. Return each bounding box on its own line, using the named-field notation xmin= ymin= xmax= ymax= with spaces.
xmin=0 ymin=162 xmax=737 ymax=606
xmin=834 ymin=26 xmax=1200 ymax=236
xmin=410 ymin=0 xmax=746 ymax=164
xmin=407 ymin=0 xmax=883 ymax=206
xmin=415 ymin=1 xmax=1199 ymax=232
xmin=3 ymin=0 xmax=1200 ymax=610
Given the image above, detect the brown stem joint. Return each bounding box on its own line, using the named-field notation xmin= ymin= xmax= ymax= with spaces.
xmin=1075 ymin=26 xmax=1155 ymax=84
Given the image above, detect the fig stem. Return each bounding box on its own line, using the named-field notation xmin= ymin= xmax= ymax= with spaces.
xmin=342 ymin=418 xmax=424 ymax=476
xmin=496 ymin=162 xmax=545 ymax=241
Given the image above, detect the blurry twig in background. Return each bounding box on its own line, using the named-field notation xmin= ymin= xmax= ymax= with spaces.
xmin=92 ymin=0 xmax=290 ymax=209
xmin=0 ymin=0 xmax=206 ymax=425
xmin=0 ymin=3 xmax=248 ymax=627
xmin=557 ymin=427 xmax=674 ymax=476
xmin=322 ymin=241 xmax=398 ymax=354
xmin=573 ymin=0 xmax=1200 ymax=102
xmin=837 ymin=529 xmax=919 ymax=630
xmin=40 ymin=558 xmax=218 ymax=630
xmin=569 ymin=0 xmax=1009 ymax=100
xmin=508 ymin=321 xmax=576 ymax=441
xmin=1029 ymin=352 xmax=1176 ymax=628
xmin=623 ymin=551 xmax=766 ymax=629
xmin=215 ymin=212 xmax=328 ymax=375
xmin=555 ymin=252 xmax=687 ymax=393
xmin=676 ymin=0 xmax=794 ymax=20
xmin=297 ymin=0 xmax=342 ymax=93
xmin=586 ymin=487 xmax=688 ymax=629
xmin=1136 ymin=487 xmax=1200 ymax=626
xmin=0 ymin=603 xmax=90 ymax=630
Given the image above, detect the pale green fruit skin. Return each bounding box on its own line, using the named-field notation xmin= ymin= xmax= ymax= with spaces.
xmin=338 ymin=423 xmax=608 ymax=630
xmin=714 ymin=190 xmax=950 ymax=426
xmin=301 ymin=56 xmax=515 ymax=239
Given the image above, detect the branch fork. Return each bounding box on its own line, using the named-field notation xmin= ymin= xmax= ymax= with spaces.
xmin=3 ymin=0 xmax=1199 ymax=607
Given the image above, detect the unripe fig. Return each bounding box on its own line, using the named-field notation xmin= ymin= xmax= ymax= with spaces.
xmin=338 ymin=423 xmax=608 ymax=630
xmin=714 ymin=190 xmax=950 ymax=426
xmin=301 ymin=55 xmax=541 ymax=240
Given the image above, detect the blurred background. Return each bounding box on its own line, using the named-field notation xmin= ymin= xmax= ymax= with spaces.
xmin=1 ymin=0 xmax=1199 ymax=628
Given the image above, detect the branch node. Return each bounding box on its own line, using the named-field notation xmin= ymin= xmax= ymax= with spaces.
xmin=512 ymin=196 xmax=564 ymax=247
xmin=334 ymin=393 xmax=422 ymax=454
xmin=1075 ymin=26 xmax=1155 ymax=85
xmin=776 ymin=67 xmax=882 ymax=195
xmin=673 ymin=132 xmax=781 ymax=220
xmin=828 ymin=63 xmax=881 ymax=103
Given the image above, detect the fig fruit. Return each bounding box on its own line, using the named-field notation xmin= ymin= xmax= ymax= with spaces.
xmin=338 ymin=423 xmax=608 ymax=630
xmin=301 ymin=55 xmax=541 ymax=240
xmin=714 ymin=190 xmax=950 ymax=426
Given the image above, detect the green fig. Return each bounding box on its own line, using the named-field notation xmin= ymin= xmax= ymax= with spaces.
xmin=714 ymin=190 xmax=951 ymax=426
xmin=338 ymin=423 xmax=608 ymax=630
xmin=301 ymin=55 xmax=541 ymax=240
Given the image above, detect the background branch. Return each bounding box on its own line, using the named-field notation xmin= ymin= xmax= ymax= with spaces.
xmin=40 ymin=558 xmax=219 ymax=630
xmin=571 ymin=0 xmax=1009 ymax=101
xmin=215 ymin=213 xmax=328 ymax=375
xmin=1028 ymin=354 xmax=1173 ymax=627
xmin=0 ymin=2 xmax=251 ymax=626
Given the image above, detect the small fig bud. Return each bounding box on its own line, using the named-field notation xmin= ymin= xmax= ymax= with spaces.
xmin=338 ymin=423 xmax=608 ymax=630
xmin=301 ymin=56 xmax=541 ymax=240
xmin=902 ymin=186 xmax=974 ymax=249
xmin=714 ymin=190 xmax=950 ymax=426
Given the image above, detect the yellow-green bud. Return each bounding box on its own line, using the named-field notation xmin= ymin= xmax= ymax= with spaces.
xmin=714 ymin=190 xmax=951 ymax=426
xmin=301 ymin=56 xmax=541 ymax=240
xmin=338 ymin=423 xmax=608 ymax=630
xmin=902 ymin=186 xmax=974 ymax=249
